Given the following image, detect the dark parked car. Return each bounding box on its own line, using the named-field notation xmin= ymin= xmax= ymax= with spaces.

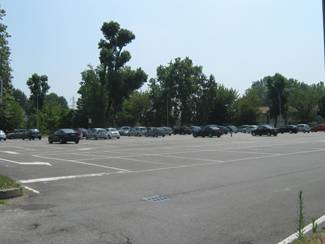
xmin=277 ymin=125 xmax=298 ymax=134
xmin=251 ymin=125 xmax=278 ymax=136
xmin=145 ymin=127 xmax=165 ymax=137
xmin=192 ymin=126 xmax=222 ymax=138
xmin=173 ymin=126 xmax=191 ymax=135
xmin=310 ymin=124 xmax=325 ymax=132
xmin=7 ymin=129 xmax=27 ymax=139
xmin=22 ymin=129 xmax=42 ymax=140
xmin=48 ymin=128 xmax=80 ymax=144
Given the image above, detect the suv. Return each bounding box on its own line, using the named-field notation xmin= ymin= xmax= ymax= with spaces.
xmin=7 ymin=129 xmax=27 ymax=139
xmin=127 ymin=127 xmax=147 ymax=137
xmin=86 ymin=128 xmax=108 ymax=140
xmin=22 ymin=129 xmax=42 ymax=140
xmin=173 ymin=126 xmax=191 ymax=135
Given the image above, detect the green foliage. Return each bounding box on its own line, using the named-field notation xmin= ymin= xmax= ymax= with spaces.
xmin=287 ymin=88 xmax=318 ymax=123
xmin=98 ymin=21 xmax=147 ymax=125
xmin=0 ymin=7 xmax=14 ymax=130
xmin=266 ymin=73 xmax=289 ymax=127
xmin=208 ymin=83 xmax=238 ymax=125
xmin=77 ymin=65 xmax=107 ymax=127
xmin=312 ymin=218 xmax=318 ymax=233
xmin=296 ymin=190 xmax=305 ymax=239
xmin=0 ymin=174 xmax=17 ymax=190
xmin=26 ymin=73 xmax=50 ymax=110
xmin=45 ymin=93 xmax=69 ymax=110
xmin=235 ymin=90 xmax=262 ymax=125
xmin=246 ymin=77 xmax=270 ymax=106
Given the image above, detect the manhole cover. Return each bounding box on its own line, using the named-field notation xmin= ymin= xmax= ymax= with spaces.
xmin=142 ymin=195 xmax=171 ymax=202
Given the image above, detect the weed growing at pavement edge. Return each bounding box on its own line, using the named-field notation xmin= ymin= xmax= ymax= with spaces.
xmin=296 ymin=190 xmax=305 ymax=239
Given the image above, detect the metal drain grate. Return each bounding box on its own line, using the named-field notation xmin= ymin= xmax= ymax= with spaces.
xmin=142 ymin=195 xmax=171 ymax=202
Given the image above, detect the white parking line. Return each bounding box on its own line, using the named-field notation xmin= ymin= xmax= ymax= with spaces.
xmin=24 ymin=186 xmax=40 ymax=194
xmin=0 ymin=158 xmax=52 ymax=166
xmin=32 ymin=155 xmax=130 ymax=172
xmin=3 ymin=151 xmax=19 ymax=154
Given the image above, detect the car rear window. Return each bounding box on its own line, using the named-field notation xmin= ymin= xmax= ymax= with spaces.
xmin=98 ymin=129 xmax=106 ymax=132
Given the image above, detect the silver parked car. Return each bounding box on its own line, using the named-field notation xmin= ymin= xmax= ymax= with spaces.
xmin=118 ymin=126 xmax=131 ymax=136
xmin=105 ymin=128 xmax=120 ymax=139
xmin=127 ymin=127 xmax=147 ymax=137
xmin=86 ymin=128 xmax=108 ymax=140
xmin=242 ymin=125 xmax=258 ymax=134
xmin=296 ymin=124 xmax=311 ymax=133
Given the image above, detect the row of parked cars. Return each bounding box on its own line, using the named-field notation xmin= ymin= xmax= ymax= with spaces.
xmin=238 ymin=123 xmax=325 ymax=136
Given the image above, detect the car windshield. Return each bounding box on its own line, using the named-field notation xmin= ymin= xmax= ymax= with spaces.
xmin=31 ymin=129 xmax=39 ymax=132
xmin=110 ymin=128 xmax=117 ymax=131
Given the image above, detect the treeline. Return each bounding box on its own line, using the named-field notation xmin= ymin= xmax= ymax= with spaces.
xmin=1 ymin=9 xmax=325 ymax=133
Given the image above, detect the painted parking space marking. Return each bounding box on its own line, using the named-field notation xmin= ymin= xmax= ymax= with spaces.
xmin=0 ymin=158 xmax=52 ymax=166
xmin=32 ymin=155 xmax=131 ymax=172
xmin=3 ymin=151 xmax=19 ymax=154
xmin=78 ymin=148 xmax=92 ymax=151
xmin=24 ymin=186 xmax=40 ymax=194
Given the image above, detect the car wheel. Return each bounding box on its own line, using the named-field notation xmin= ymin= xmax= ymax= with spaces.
xmin=252 ymin=132 xmax=256 ymax=136
xmin=267 ymin=132 xmax=271 ymax=136
xmin=169 ymin=134 xmax=171 ymax=136
xmin=60 ymin=138 xmax=63 ymax=144
xmin=281 ymin=132 xmax=284 ymax=134
xmin=311 ymin=129 xmax=314 ymax=132
xmin=39 ymin=137 xmax=41 ymax=140
xmin=181 ymin=132 xmax=184 ymax=135
xmin=303 ymin=130 xmax=306 ymax=133
xmin=95 ymin=136 xmax=98 ymax=140
xmin=145 ymin=133 xmax=148 ymax=137
xmin=4 ymin=139 xmax=6 ymax=141
xmin=217 ymin=135 xmax=221 ymax=137
xmin=289 ymin=130 xmax=292 ymax=134
xmin=193 ymin=133 xmax=197 ymax=138
xmin=274 ymin=133 xmax=277 ymax=136
xmin=162 ymin=135 xmax=165 ymax=137
xmin=155 ymin=134 xmax=158 ymax=137
xmin=86 ymin=136 xmax=88 ymax=139
xmin=32 ymin=137 xmax=35 ymax=140
xmin=209 ymin=133 xmax=212 ymax=138
xmin=22 ymin=137 xmax=25 ymax=140
xmin=75 ymin=140 xmax=79 ymax=144
xmin=108 ymin=135 xmax=111 ymax=139
xmin=243 ymin=130 xmax=246 ymax=133
xmin=117 ymin=137 xmax=120 ymax=139
xmin=48 ymin=138 xmax=53 ymax=144
xmin=128 ymin=133 xmax=130 ymax=137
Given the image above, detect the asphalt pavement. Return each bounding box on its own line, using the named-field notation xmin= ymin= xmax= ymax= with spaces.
xmin=1 ymin=132 xmax=325 ymax=244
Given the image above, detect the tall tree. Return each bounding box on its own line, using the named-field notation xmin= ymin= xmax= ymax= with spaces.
xmin=287 ymin=88 xmax=318 ymax=123
xmin=45 ymin=93 xmax=69 ymax=110
xmin=246 ymin=77 xmax=270 ymax=106
xmin=208 ymin=83 xmax=238 ymax=125
xmin=156 ymin=57 xmax=205 ymax=126
xmin=98 ymin=21 xmax=147 ymax=125
xmin=26 ymin=73 xmax=50 ymax=110
xmin=266 ymin=73 xmax=288 ymax=127
xmin=0 ymin=6 xmax=14 ymax=130
xmin=234 ymin=90 xmax=262 ymax=125
xmin=77 ymin=65 xmax=106 ymax=127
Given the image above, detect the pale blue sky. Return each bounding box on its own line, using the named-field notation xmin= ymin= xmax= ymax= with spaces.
xmin=2 ymin=0 xmax=324 ymax=107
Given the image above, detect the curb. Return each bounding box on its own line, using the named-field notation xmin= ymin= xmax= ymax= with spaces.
xmin=0 ymin=187 xmax=24 ymax=200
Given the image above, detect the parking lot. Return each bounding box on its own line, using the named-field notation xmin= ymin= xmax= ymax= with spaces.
xmin=1 ymin=132 xmax=325 ymax=244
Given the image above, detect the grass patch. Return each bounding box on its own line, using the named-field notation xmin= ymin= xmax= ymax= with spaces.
xmin=0 ymin=174 xmax=21 ymax=190
xmin=0 ymin=200 xmax=9 ymax=206
xmin=292 ymin=230 xmax=325 ymax=243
